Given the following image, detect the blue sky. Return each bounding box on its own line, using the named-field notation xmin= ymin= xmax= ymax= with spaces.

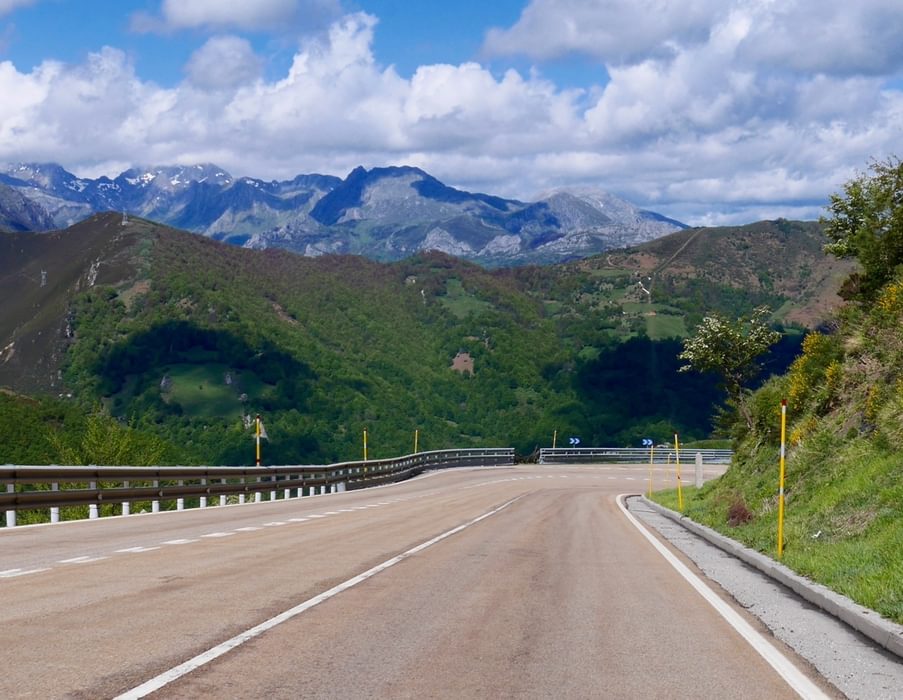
xmin=1 ymin=0 xmax=901 ymax=225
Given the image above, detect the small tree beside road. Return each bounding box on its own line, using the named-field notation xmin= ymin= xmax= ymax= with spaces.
xmin=678 ymin=306 xmax=780 ymax=430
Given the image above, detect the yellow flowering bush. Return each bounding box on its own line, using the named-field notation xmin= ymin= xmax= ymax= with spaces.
xmin=786 ymin=332 xmax=843 ymax=412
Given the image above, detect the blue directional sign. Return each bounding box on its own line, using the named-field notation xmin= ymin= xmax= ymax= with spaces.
xmin=642 ymin=438 xmax=653 ymax=447
xmin=569 ymin=437 xmax=581 ymax=446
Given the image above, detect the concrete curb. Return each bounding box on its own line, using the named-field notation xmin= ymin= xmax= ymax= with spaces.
xmin=638 ymin=496 xmax=903 ymax=660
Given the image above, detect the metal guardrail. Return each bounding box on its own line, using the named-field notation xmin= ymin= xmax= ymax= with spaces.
xmin=538 ymin=447 xmax=733 ymax=465
xmin=1 ymin=448 xmax=515 ymax=527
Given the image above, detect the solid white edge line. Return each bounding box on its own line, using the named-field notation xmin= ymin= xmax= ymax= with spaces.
xmin=115 ymin=495 xmax=522 ymax=700
xmin=616 ymin=494 xmax=828 ymax=700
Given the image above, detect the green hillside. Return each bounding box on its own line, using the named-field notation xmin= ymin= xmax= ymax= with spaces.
xmin=0 ymin=214 xmax=844 ymax=465
xmin=652 ymin=159 xmax=903 ymax=624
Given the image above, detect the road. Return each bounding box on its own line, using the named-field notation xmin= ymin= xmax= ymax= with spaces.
xmin=0 ymin=464 xmax=835 ymax=698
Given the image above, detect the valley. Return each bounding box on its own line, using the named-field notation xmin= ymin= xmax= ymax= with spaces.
xmin=0 ymin=212 xmax=848 ymax=466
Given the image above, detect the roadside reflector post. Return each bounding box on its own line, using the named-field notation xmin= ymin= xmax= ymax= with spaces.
xmin=552 ymin=429 xmax=557 ymax=449
xmin=152 ymin=480 xmax=160 ymax=513
xmin=674 ymin=434 xmax=683 ymax=512
xmin=89 ymin=481 xmax=98 ymax=519
xmin=778 ymin=399 xmax=787 ymax=559
xmin=200 ymin=479 xmax=207 ymax=508
xmin=177 ymin=480 xmax=184 ymax=511
xmin=5 ymin=483 xmax=15 ymax=528
xmin=695 ymin=452 xmax=703 ymax=488
xmin=648 ymin=444 xmax=654 ymax=497
xmin=414 ymin=429 xmax=419 ymax=454
xmin=363 ymin=429 xmax=368 ymax=463
xmin=51 ymin=482 xmax=60 ymax=523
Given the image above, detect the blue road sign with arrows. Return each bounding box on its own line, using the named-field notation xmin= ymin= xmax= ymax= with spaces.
xmin=569 ymin=437 xmax=581 ymax=446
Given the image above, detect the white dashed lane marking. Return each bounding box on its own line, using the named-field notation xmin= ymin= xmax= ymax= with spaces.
xmin=162 ymin=539 xmax=198 ymax=545
xmin=201 ymin=532 xmax=235 ymax=538
xmin=116 ymin=546 xmax=161 ymax=554
xmin=59 ymin=555 xmax=109 ymax=564
xmin=1 ymin=568 xmax=50 ymax=578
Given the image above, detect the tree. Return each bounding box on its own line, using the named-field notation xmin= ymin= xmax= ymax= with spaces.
xmin=678 ymin=306 xmax=780 ymax=430
xmin=48 ymin=410 xmax=167 ymax=466
xmin=823 ymin=156 xmax=903 ymax=300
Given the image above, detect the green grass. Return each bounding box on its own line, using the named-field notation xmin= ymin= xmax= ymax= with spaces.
xmin=164 ymin=364 xmax=262 ymax=419
xmin=439 ymin=278 xmax=494 ymax=318
xmin=646 ymin=313 xmax=686 ymax=339
xmin=650 ymin=444 xmax=903 ymax=624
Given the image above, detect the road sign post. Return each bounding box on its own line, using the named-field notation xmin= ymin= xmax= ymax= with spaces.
xmin=645 ymin=439 xmax=654 ymax=497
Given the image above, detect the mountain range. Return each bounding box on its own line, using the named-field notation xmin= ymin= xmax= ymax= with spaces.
xmin=0 ymin=162 xmax=686 ymax=266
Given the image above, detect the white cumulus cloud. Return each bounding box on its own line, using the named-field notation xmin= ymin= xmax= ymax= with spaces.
xmin=132 ymin=0 xmax=342 ymax=33
xmin=186 ymin=35 xmax=263 ymax=89
xmin=0 ymin=5 xmax=901 ymax=226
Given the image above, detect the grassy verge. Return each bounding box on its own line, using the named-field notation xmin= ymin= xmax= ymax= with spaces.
xmin=649 ymin=438 xmax=903 ymax=624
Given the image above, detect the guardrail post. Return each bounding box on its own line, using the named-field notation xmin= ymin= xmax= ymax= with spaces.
xmin=200 ymin=479 xmax=207 ymax=508
xmin=337 ymin=482 xmax=346 ymax=493
xmin=122 ymin=480 xmax=130 ymax=516
xmin=89 ymin=481 xmax=99 ymax=519
xmin=5 ymin=483 xmax=15 ymax=527
xmin=177 ymin=480 xmax=184 ymax=511
xmin=695 ymin=452 xmax=704 ymax=488
xmin=152 ymin=480 xmax=160 ymax=513
xmin=50 ymin=482 xmax=60 ymax=523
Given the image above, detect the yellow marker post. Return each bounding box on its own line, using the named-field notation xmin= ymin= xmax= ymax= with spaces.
xmin=363 ymin=428 xmax=368 ymax=462
xmin=255 ymin=414 xmax=261 ymax=467
xmin=552 ymin=430 xmax=557 ymax=449
xmin=674 ymin=433 xmax=683 ymax=512
xmin=778 ymin=399 xmax=787 ymax=559
xmin=414 ymin=429 xmax=419 ymax=454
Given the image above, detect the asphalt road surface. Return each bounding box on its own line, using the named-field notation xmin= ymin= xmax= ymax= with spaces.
xmin=0 ymin=464 xmax=838 ymax=699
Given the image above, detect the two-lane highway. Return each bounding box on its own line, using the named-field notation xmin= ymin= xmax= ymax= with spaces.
xmin=0 ymin=465 xmax=834 ymax=698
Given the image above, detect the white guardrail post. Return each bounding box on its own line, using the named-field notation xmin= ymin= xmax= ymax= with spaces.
xmin=50 ymin=482 xmax=60 ymax=523
xmin=5 ymin=483 xmax=14 ymax=528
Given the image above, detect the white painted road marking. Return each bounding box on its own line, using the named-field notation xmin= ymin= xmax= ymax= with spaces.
xmin=616 ymin=495 xmax=828 ymax=700
xmin=1 ymin=568 xmax=50 ymax=578
xmin=162 ymin=539 xmax=198 ymax=545
xmin=201 ymin=532 xmax=235 ymax=538
xmin=116 ymin=547 xmax=161 ymax=554
xmin=115 ymin=496 xmax=522 ymax=700
xmin=60 ymin=555 xmax=109 ymax=564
